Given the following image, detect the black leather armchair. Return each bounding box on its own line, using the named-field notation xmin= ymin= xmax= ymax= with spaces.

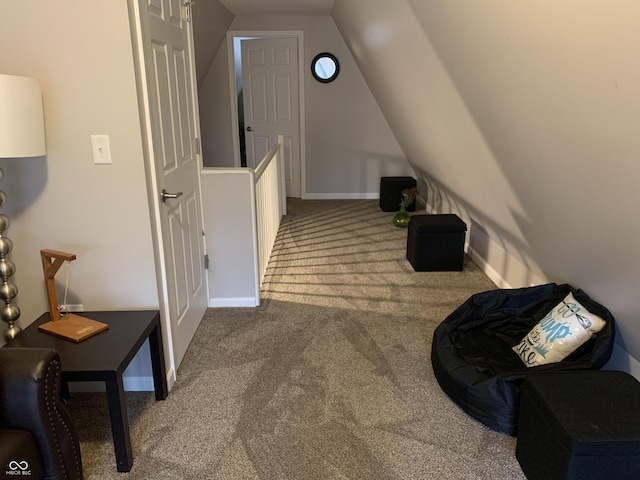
xmin=0 ymin=348 xmax=83 ymax=480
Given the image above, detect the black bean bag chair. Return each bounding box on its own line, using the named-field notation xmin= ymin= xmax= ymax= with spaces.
xmin=431 ymin=283 xmax=616 ymax=435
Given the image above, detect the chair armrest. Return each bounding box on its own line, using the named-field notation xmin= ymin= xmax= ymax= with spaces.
xmin=0 ymin=347 xmax=83 ymax=480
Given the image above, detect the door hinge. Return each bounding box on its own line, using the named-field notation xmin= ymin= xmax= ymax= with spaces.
xmin=183 ymin=1 xmax=194 ymax=22
xmin=204 ymin=254 xmax=209 ymax=270
xmin=195 ymin=137 xmax=201 ymax=155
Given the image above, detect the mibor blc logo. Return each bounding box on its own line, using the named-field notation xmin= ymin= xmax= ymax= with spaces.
xmin=4 ymin=460 xmax=32 ymax=476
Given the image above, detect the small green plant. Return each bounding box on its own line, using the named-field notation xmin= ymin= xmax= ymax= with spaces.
xmin=399 ymin=187 xmax=418 ymax=210
xmin=392 ymin=188 xmax=418 ymax=228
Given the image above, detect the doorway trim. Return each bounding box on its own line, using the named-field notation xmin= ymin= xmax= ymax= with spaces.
xmin=226 ymin=30 xmax=306 ymax=198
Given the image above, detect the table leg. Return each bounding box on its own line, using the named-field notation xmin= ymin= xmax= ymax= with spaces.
xmin=149 ymin=323 xmax=168 ymax=400
xmin=105 ymin=373 xmax=133 ymax=472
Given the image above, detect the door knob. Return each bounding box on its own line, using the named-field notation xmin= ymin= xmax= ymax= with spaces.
xmin=246 ymin=126 xmax=254 ymax=132
xmin=161 ymin=189 xmax=183 ymax=203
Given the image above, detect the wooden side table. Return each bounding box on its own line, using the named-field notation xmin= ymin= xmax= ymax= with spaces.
xmin=4 ymin=310 xmax=168 ymax=472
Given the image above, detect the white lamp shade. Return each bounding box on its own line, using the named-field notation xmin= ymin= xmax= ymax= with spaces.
xmin=0 ymin=74 xmax=46 ymax=158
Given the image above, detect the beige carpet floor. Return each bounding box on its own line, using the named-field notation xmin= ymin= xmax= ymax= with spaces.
xmin=70 ymin=199 xmax=527 ymax=479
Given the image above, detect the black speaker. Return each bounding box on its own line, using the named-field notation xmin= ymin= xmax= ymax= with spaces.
xmin=379 ymin=176 xmax=417 ymax=212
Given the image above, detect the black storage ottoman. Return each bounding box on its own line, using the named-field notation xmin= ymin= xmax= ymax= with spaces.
xmin=406 ymin=214 xmax=466 ymax=271
xmin=516 ymin=371 xmax=640 ymax=480
xmin=379 ymin=176 xmax=417 ymax=212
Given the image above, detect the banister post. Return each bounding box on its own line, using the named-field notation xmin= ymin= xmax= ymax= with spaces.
xmin=277 ymin=134 xmax=286 ymax=216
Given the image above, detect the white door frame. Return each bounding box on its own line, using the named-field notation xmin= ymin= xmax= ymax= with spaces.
xmin=226 ymin=30 xmax=306 ymax=198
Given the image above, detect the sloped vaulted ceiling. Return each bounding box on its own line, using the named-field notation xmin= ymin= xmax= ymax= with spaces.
xmin=333 ymin=0 xmax=640 ymax=364
xmin=219 ymin=0 xmax=335 ymax=16
xmin=192 ymin=0 xmax=234 ymax=87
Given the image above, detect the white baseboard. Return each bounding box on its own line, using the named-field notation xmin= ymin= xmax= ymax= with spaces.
xmin=209 ymin=297 xmax=259 ymax=307
xmin=415 ymin=195 xmax=428 ymax=211
xmin=166 ymin=367 xmax=176 ymax=391
xmin=123 ymin=375 xmax=154 ymax=391
xmin=68 ymin=377 xmax=153 ymax=393
xmin=424 ymin=199 xmax=546 ymax=290
xmin=123 ymin=366 xmax=176 ymax=392
xmin=424 ymin=200 xmax=499 ymax=286
xmin=424 ymin=202 xmax=436 ymax=215
xmin=68 ymin=367 xmax=176 ymax=393
xmin=466 ymin=245 xmax=513 ymax=289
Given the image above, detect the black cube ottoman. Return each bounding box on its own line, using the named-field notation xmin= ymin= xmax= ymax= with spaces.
xmin=516 ymin=371 xmax=640 ymax=480
xmin=379 ymin=176 xmax=417 ymax=212
xmin=406 ymin=214 xmax=466 ymax=271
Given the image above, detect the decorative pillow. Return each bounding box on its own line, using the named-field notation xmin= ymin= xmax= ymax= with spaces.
xmin=512 ymin=292 xmax=606 ymax=367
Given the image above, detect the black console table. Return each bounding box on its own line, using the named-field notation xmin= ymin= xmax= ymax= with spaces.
xmin=4 ymin=310 xmax=168 ymax=472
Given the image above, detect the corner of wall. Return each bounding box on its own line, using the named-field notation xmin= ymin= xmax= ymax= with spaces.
xmin=605 ymin=343 xmax=640 ymax=381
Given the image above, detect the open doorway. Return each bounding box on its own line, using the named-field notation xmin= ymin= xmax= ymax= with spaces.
xmin=227 ymin=31 xmax=305 ymax=198
xmin=232 ymin=36 xmax=252 ymax=167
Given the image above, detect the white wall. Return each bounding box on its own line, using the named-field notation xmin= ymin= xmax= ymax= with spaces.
xmin=191 ymin=0 xmax=235 ymax=168
xmin=199 ymin=37 xmax=237 ymax=168
xmin=201 ymin=169 xmax=259 ymax=306
xmin=0 ymin=1 xmax=160 ymax=384
xmin=198 ymin=15 xmax=413 ymax=197
xmin=192 ymin=0 xmax=234 ymax=87
xmin=333 ymin=0 xmax=640 ymax=371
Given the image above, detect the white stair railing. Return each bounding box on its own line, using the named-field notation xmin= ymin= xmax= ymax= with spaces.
xmin=252 ymin=135 xmax=286 ymax=287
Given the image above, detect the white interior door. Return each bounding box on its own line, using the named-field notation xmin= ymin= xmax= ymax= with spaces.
xmin=134 ymin=0 xmax=207 ymax=370
xmin=241 ymin=37 xmax=301 ymax=197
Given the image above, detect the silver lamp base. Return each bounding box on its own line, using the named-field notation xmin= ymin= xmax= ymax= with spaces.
xmin=2 ymin=322 xmax=22 ymax=341
xmin=0 ymin=167 xmax=22 ymax=341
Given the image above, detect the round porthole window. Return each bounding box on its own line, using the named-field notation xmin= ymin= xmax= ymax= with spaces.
xmin=311 ymin=53 xmax=340 ymax=83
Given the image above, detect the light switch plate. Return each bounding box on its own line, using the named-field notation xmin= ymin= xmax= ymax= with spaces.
xmin=91 ymin=135 xmax=112 ymax=164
